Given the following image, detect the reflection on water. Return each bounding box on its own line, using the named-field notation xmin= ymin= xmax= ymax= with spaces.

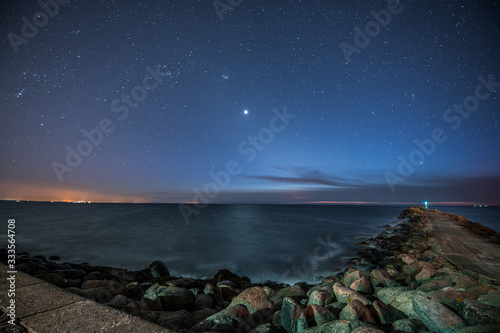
xmin=1 ymin=202 xmax=418 ymax=282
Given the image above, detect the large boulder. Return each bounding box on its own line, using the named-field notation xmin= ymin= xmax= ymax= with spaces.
xmin=81 ymin=280 xmax=128 ymax=297
xmin=387 ymin=290 xmax=424 ymax=318
xmin=148 ymin=261 xmax=170 ymax=278
xmin=34 ymin=272 xmax=66 ymax=288
xmin=333 ymin=282 xmax=370 ymax=305
xmin=457 ymin=299 xmax=500 ymax=326
xmin=304 ymin=304 xmax=336 ymax=327
xmin=417 ymin=278 xmax=453 ymax=292
xmin=342 ymin=270 xmax=366 ymax=287
xmin=370 ymin=300 xmax=406 ymax=325
xmin=427 ymin=287 xmax=478 ymax=311
xmin=155 ymin=286 xmax=196 ymax=311
xmin=85 ymin=287 xmax=114 ymax=304
xmin=307 ymin=290 xmax=334 ymax=308
xmin=271 ymin=284 xmax=307 ymax=304
xmin=281 ymin=297 xmax=308 ymax=333
xmin=108 ymin=294 xmax=135 ymax=310
xmin=370 ymin=269 xmax=399 ymax=288
xmin=375 ymin=286 xmax=410 ymax=304
xmin=350 ymin=277 xmax=373 ymax=294
xmin=229 ymin=286 xmax=273 ymax=314
xmin=195 ymin=294 xmax=214 ymax=309
xmin=153 ymin=309 xmax=195 ymax=330
xmin=339 ymin=299 xmax=375 ymax=324
xmin=191 ymin=304 xmax=250 ymax=332
xmin=413 ymin=294 xmax=468 ymax=332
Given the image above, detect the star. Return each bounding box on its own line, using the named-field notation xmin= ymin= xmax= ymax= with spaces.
xmin=243 ymin=110 xmax=248 ymax=115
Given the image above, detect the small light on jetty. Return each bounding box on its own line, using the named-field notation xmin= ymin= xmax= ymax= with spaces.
xmin=424 ymin=201 xmax=429 ymax=209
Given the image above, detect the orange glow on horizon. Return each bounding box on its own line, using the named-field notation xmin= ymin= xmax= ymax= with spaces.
xmin=0 ymin=182 xmax=149 ymax=204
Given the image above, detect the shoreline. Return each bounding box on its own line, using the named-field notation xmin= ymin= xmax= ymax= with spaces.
xmin=2 ymin=207 xmax=500 ymax=332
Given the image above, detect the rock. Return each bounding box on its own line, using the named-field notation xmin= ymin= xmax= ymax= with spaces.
xmin=163 ymin=310 xmax=196 ymax=330
xmin=478 ymin=293 xmax=500 ymax=307
xmin=343 ymin=270 xmax=366 ymax=287
xmin=45 ymin=261 xmax=72 ymax=271
xmin=148 ymin=261 xmax=170 ymax=278
xmin=339 ymin=299 xmax=376 ymax=324
xmin=307 ymin=290 xmax=334 ymax=308
xmin=398 ymin=253 xmax=418 ymax=265
xmin=350 ymin=277 xmax=373 ymax=294
xmin=387 ymin=290 xmax=424 ymax=318
xmin=375 ymin=286 xmax=410 ymax=304
xmin=452 ymin=274 xmax=479 ymax=289
xmin=166 ymin=277 xmax=195 ymax=288
xmin=391 ymin=318 xmax=428 ymax=333
xmin=48 ymin=255 xmax=60 ymax=260
xmin=34 ymin=272 xmax=66 ymax=288
xmin=325 ymin=301 xmax=346 ymax=317
xmin=300 ymin=319 xmax=372 ymax=333
xmin=140 ymin=293 xmax=163 ymax=311
xmin=427 ymin=287 xmax=478 ymax=310
xmin=417 ymin=278 xmax=453 ymax=292
xmin=204 ymin=283 xmax=216 ymax=295
xmin=191 ymin=304 xmax=250 ymax=332
xmin=153 ymin=285 xmax=196 ymax=311
xmin=413 ymin=294 xmax=468 ymax=332
xmin=65 ymin=287 xmax=96 ymax=301
xmin=468 ymin=284 xmax=498 ymax=295
xmin=271 ymin=285 xmax=307 ymax=304
xmin=229 ymin=286 xmax=273 ymax=314
xmin=56 ymin=269 xmax=86 ymax=279
xmin=412 ymin=261 xmax=437 ymax=281
xmin=370 ymin=300 xmax=406 ymax=325
xmin=333 ymin=282 xmax=370 ymax=305
xmin=454 ymin=324 xmax=500 ymax=333
xmin=457 ymin=299 xmax=500 ymax=326
xmin=83 ymin=271 xmax=102 ymax=281
xmin=85 ymin=288 xmax=114 ymax=304
xmin=125 ymin=282 xmax=143 ymax=297
xmin=419 ymin=250 xmax=438 ymax=261
xmin=192 ymin=307 xmax=217 ymax=324
xmin=108 ymin=294 xmax=135 ymax=309
xmin=281 ymin=297 xmax=308 ymax=333
xmin=304 ymin=304 xmax=336 ymax=327
xmin=81 ymin=280 xmax=128 ymax=296
xmin=370 ymin=269 xmax=399 ymax=288
xmin=212 ymin=269 xmax=251 ymax=289
xmin=195 ymin=294 xmax=214 ymax=309
xmin=272 ymin=310 xmax=282 ymax=328
xmin=306 ymin=284 xmax=334 ymax=298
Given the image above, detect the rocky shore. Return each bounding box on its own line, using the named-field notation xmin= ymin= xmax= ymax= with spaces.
xmin=2 ymin=207 xmax=500 ymax=332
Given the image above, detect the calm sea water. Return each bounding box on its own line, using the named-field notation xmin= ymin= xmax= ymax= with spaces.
xmin=1 ymin=202 xmax=498 ymax=283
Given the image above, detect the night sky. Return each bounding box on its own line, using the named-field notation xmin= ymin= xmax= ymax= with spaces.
xmin=1 ymin=0 xmax=499 ymax=205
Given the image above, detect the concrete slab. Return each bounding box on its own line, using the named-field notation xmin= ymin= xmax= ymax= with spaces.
xmin=0 ymin=264 xmax=173 ymax=332
xmin=21 ymin=300 xmax=170 ymax=333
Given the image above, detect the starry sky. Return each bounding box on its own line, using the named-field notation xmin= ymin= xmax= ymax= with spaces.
xmin=1 ymin=0 xmax=499 ymax=205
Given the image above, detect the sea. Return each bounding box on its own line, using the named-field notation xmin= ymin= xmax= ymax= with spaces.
xmin=1 ymin=201 xmax=499 ymax=284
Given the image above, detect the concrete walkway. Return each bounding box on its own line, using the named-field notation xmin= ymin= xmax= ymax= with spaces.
xmin=0 ymin=264 xmax=173 ymax=332
xmin=426 ymin=210 xmax=500 ymax=283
